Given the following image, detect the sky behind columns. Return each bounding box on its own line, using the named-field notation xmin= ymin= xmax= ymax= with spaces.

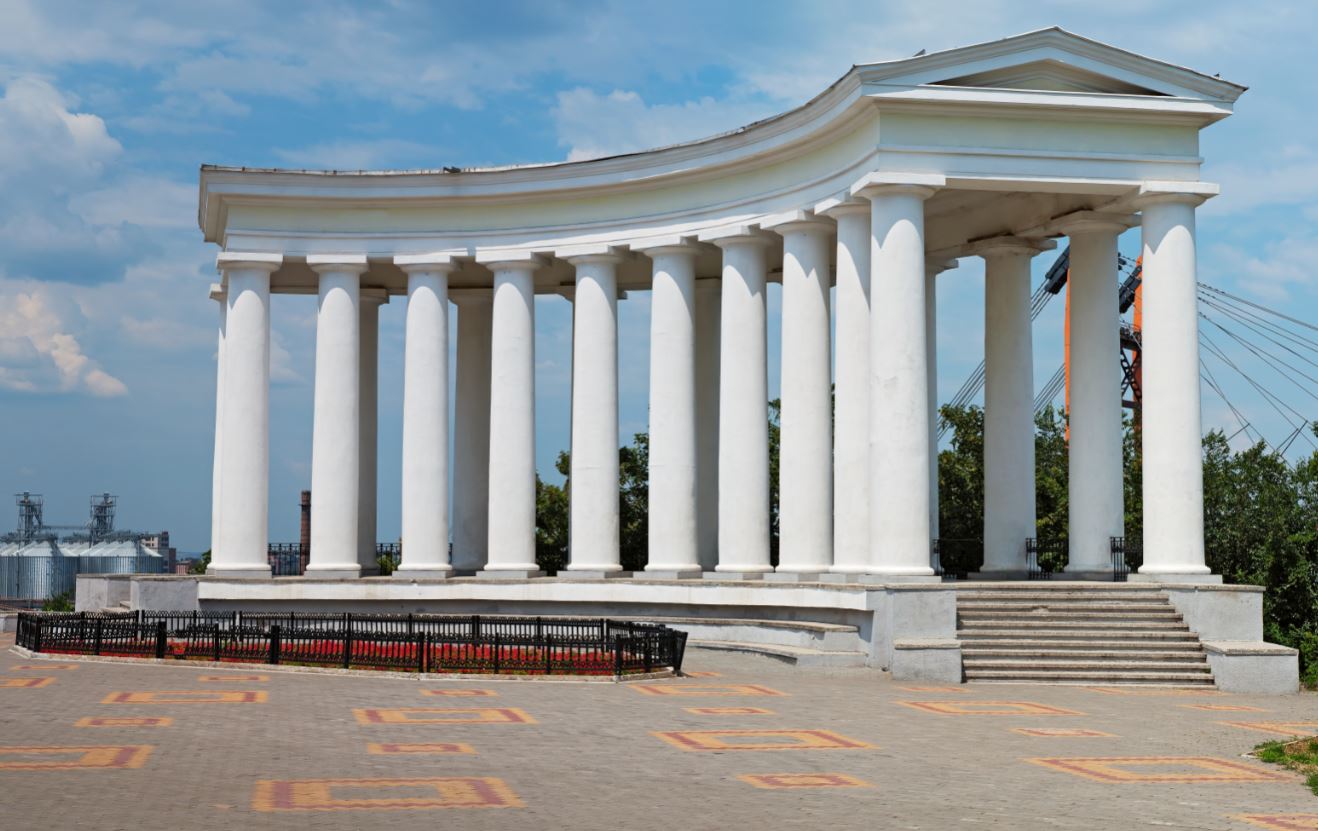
xmin=1 ymin=0 xmax=1316 ymax=551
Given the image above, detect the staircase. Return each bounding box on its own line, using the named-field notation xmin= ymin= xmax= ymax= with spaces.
xmin=956 ymin=584 xmax=1214 ymax=686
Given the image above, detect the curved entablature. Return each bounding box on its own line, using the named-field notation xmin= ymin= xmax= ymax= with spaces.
xmin=198 ymin=27 xmax=1243 ymax=295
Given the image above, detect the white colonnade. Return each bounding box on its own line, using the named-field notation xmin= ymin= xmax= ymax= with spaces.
xmin=206 ymin=177 xmax=1213 ymax=584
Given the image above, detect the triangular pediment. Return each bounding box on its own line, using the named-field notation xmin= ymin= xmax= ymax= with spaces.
xmin=856 ymin=28 xmax=1245 ymax=103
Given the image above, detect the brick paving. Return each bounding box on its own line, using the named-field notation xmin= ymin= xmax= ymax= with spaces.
xmin=2 ymin=631 xmax=1317 ymax=830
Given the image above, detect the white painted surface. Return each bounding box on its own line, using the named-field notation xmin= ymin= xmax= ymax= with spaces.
xmin=857 ymin=180 xmax=939 ymax=576
xmin=694 ymin=278 xmax=721 ymax=572
xmin=209 ymin=288 xmax=226 ymax=566
xmin=1061 ymin=215 xmax=1128 ymax=572
xmin=979 ymin=241 xmax=1038 ymax=573
xmin=774 ymin=218 xmax=834 ymax=572
xmin=398 ymin=264 xmax=452 ymax=574
xmin=1139 ymin=192 xmax=1209 ymax=576
xmin=452 ymin=293 xmax=492 ymax=572
xmin=567 ymin=255 xmax=622 ymax=572
xmin=646 ymin=246 xmax=700 ymax=572
xmin=357 ymin=292 xmax=383 ymax=571
xmin=710 ymin=235 xmax=772 ymax=573
xmin=307 ymin=259 xmax=365 ymax=575
xmin=212 ymin=257 xmax=278 ymax=575
xmin=827 ymin=205 xmax=870 ymax=573
xmin=485 ymin=262 xmax=540 ymax=571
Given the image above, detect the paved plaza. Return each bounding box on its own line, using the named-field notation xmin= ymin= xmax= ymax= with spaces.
xmin=2 ymin=632 xmax=1316 ymax=830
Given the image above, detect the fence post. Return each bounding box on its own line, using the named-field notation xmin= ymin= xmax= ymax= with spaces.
xmin=613 ymin=636 xmax=623 ymax=679
xmin=212 ymin=624 xmax=221 ymax=662
xmin=472 ymin=614 xmax=481 ymax=639
xmin=155 ymin=621 xmax=167 ymax=660
xmin=644 ymin=635 xmax=653 ymax=673
xmin=492 ymin=634 xmax=500 ymax=674
xmin=343 ymin=620 xmax=353 ymax=670
xmin=269 ymin=624 xmax=281 ymax=665
xmin=136 ymin=609 xmax=143 ymax=626
xmin=536 ymin=617 xmax=543 ymax=639
xmin=31 ymin=618 xmax=42 ymax=653
xmin=93 ymin=619 xmax=103 ymax=656
xmin=417 ymin=633 xmax=427 ymax=674
xmin=544 ymin=634 xmax=553 ymax=675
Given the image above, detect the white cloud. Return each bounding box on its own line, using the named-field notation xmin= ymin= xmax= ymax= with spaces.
xmin=0 ymin=285 xmax=127 ymax=396
xmin=552 ymin=88 xmax=777 ymax=162
xmin=70 ymin=176 xmax=197 ymax=230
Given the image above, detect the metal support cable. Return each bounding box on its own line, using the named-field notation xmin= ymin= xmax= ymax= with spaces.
xmin=1200 ymin=312 xmax=1318 ymax=405
xmin=1199 ymin=293 xmax=1318 ymax=367
xmin=1199 ymin=331 xmax=1318 ymax=453
xmin=1199 ymin=289 xmax=1318 ymax=353
xmin=1199 ymin=282 xmax=1318 ymax=335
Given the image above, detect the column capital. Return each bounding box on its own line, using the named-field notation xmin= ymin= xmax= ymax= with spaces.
xmin=1133 ymin=180 xmax=1218 ymax=209
xmin=696 ymin=224 xmax=775 ymax=249
xmin=850 ymin=171 xmax=945 ymax=201
xmin=395 ymin=252 xmax=462 ymax=273
xmin=761 ymin=209 xmax=835 ymax=236
xmin=965 ymin=236 xmax=1055 ymax=260
xmin=307 ymin=254 xmax=369 ymax=276
xmin=216 ymin=251 xmax=282 ymax=273
xmin=208 ymin=283 xmax=226 ymax=303
xmin=814 ymin=196 xmax=870 ymax=219
xmin=1052 ymin=210 xmax=1137 ymax=237
xmin=474 ymin=249 xmax=546 ymax=271
xmin=631 ymin=235 xmax=706 ymax=257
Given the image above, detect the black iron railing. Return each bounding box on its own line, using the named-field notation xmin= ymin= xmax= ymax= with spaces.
xmin=15 ymin=612 xmax=686 ymax=677
xmin=1110 ymin=537 xmax=1142 ymax=582
xmin=267 ymin=544 xmax=308 ymax=576
xmin=931 ymin=538 xmax=983 ymax=579
xmin=1025 ymin=538 xmax=1068 ymax=580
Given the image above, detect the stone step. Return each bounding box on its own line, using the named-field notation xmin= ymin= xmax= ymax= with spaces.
xmin=963 ymin=658 xmax=1210 ymax=672
xmin=959 ymin=638 xmax=1204 ymax=651
xmin=956 ymin=592 xmax=1167 ymax=602
xmin=624 ymin=617 xmax=861 ymax=652
xmin=687 ymin=640 xmax=866 ymax=668
xmin=958 ymin=628 xmax=1199 ymax=641
xmin=965 ymin=669 xmax=1215 ymax=684
xmin=957 ymin=602 xmax=1177 ymax=613
xmin=961 ymin=648 xmax=1207 ymax=661
xmin=959 ymin=619 xmax=1189 ymax=631
xmin=959 ymin=611 xmax=1182 ymax=623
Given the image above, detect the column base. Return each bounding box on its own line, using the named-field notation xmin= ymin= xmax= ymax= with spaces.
xmin=763 ymin=571 xmax=825 ymax=583
xmin=1057 ymin=569 xmax=1117 ymax=581
xmin=303 ymin=566 xmax=362 ymax=579
xmin=854 ymin=573 xmax=943 ymax=584
xmin=1128 ymin=572 xmax=1223 ymax=585
xmin=391 ymin=568 xmax=452 ymax=580
xmin=562 ymin=570 xmax=632 ymax=579
xmin=636 ymin=569 xmax=704 ymax=580
xmin=475 ymin=569 xmax=545 ymax=580
xmin=206 ymin=566 xmax=272 ymax=580
xmin=968 ymin=570 xmax=1030 ymax=581
xmin=702 ymin=571 xmax=767 ymax=581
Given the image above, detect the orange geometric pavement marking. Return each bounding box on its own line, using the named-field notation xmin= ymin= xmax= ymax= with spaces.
xmin=1 ymin=677 xmax=55 ymax=688
xmin=631 ymin=684 xmax=787 ymax=697
xmin=0 ymin=745 xmax=153 ymax=770
xmin=1025 ymin=756 xmax=1293 ymax=783
xmin=1086 ymin=686 xmax=1219 ymax=696
xmin=251 ymin=777 xmax=523 ymax=811
xmin=684 ymin=671 xmax=722 ymax=678
xmin=899 ymin=700 xmax=1084 ymax=716
xmin=10 ymin=664 xmax=78 ymax=671
xmin=739 ymin=772 xmax=873 ymax=789
xmin=1234 ymin=814 xmax=1318 ymax=830
xmin=367 ymin=743 xmax=477 ymax=755
xmin=75 ymin=717 xmax=173 ymax=728
xmin=1219 ymin=721 xmax=1318 ymax=737
xmin=1011 ymin=728 xmax=1116 ymax=738
xmin=353 ymin=707 xmax=536 ymax=725
xmin=898 ymin=686 xmax=967 ymax=693
xmin=683 ymin=707 xmax=775 ymax=716
xmin=652 ymin=729 xmax=873 ymax=752
xmin=197 ymin=675 xmax=268 ymax=682
xmin=421 ymin=689 xmax=497 ymax=697
xmin=1178 ymin=704 xmax=1267 ymax=712
xmin=103 ymin=690 xmax=267 ymax=704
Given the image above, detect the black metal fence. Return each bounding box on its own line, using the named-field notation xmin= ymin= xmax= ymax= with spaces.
xmin=931 ymin=538 xmax=983 ymax=579
xmin=15 ymin=611 xmax=687 ymax=677
xmin=1025 ymin=538 xmax=1068 ymax=580
xmin=1110 ymin=536 xmax=1143 ymax=582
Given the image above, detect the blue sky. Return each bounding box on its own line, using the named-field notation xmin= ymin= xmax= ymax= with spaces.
xmin=1 ymin=0 xmax=1317 ymax=552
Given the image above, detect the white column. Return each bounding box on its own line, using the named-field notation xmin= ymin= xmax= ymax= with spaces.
xmin=1137 ymin=187 xmax=1213 ymax=579
xmin=852 ymin=173 xmax=943 ymax=577
xmin=210 ymin=253 xmax=280 ymax=577
xmin=926 ymin=259 xmax=956 ymax=564
xmin=767 ymin=212 xmax=834 ymax=575
xmin=694 ymin=277 xmax=721 ymax=572
xmin=700 ymin=228 xmax=772 ymax=575
xmin=395 ymin=256 xmax=455 ymax=577
xmin=357 ymin=289 xmax=386 ymax=573
xmin=974 ymin=239 xmax=1042 ymax=575
xmin=305 ymin=255 xmax=367 ymax=577
xmin=565 ymin=251 xmax=623 ymax=574
xmin=821 ymin=202 xmax=870 ymax=573
xmin=209 ymin=284 xmax=226 ymax=565
xmin=641 ymin=241 xmax=702 ymax=576
xmin=1056 ymin=213 xmax=1131 ymax=574
xmin=451 ymin=291 xmax=492 ymax=572
xmin=481 ymin=254 xmax=543 ymax=576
